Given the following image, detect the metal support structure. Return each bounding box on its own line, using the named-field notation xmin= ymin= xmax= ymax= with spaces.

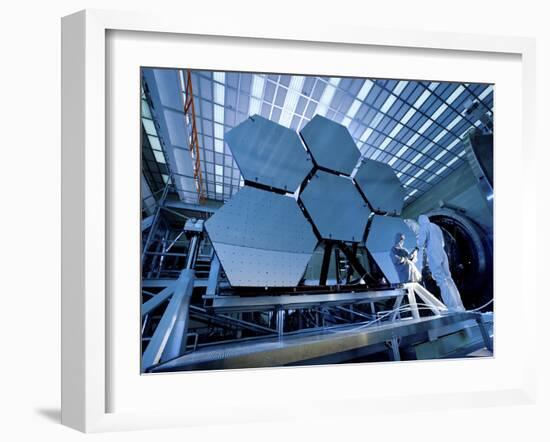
xmin=391 ymin=295 xmax=404 ymax=321
xmin=160 ymin=270 xmax=196 ymax=363
xmin=141 ymin=268 xmax=195 ymax=369
xmin=338 ymin=243 xmax=377 ymax=284
xmin=181 ymin=69 xmax=206 ymax=203
xmin=406 ymin=286 xmax=420 ymax=319
xmin=406 ymin=283 xmax=448 ymax=314
xmin=141 ymin=180 xmax=171 ymax=266
xmin=150 ymin=311 xmax=492 ymax=372
xmin=206 ymin=288 xmax=405 ymax=313
xmin=319 ymin=242 xmax=333 ymax=286
xmin=475 ymin=314 xmax=494 ymax=352
xmin=277 ymin=309 xmax=285 ymax=341
xmin=142 ymin=222 xmax=205 ymax=370
xmin=189 ymin=305 xmax=275 ymax=335
xmin=334 ymin=248 xmax=342 ymax=284
xmin=206 ymin=254 xmax=221 ymax=296
xmin=185 ymin=235 xmax=200 ymax=270
xmin=390 ymin=336 xmax=401 ymax=361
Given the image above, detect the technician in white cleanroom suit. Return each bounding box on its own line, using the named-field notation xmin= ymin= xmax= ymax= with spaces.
xmin=391 ymin=233 xmax=421 ymax=283
xmin=417 ymin=215 xmax=465 ymax=312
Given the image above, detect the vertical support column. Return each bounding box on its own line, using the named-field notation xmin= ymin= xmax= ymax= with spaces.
xmin=276 ymin=309 xmax=285 ymax=341
xmin=390 ymin=336 xmax=401 ymax=361
xmin=475 ymin=314 xmax=493 ymax=352
xmin=334 ymin=248 xmax=341 ymax=284
xmin=391 ymin=294 xmax=404 ymax=321
xmin=319 ymin=241 xmax=333 ymax=286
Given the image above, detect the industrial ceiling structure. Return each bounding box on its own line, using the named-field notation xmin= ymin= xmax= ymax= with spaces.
xmin=141 ymin=69 xmax=493 ymax=207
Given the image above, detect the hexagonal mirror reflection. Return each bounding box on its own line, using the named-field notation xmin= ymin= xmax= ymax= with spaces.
xmin=205 ymin=186 xmax=318 ymax=287
xmin=225 ymin=115 xmax=313 ymax=193
xmin=355 ymin=158 xmax=405 ymax=215
xmin=299 ymin=115 xmax=360 ymax=176
xmin=299 ymin=170 xmax=371 ymax=242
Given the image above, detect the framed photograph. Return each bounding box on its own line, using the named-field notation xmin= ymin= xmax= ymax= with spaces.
xmin=62 ymin=9 xmax=537 ymax=432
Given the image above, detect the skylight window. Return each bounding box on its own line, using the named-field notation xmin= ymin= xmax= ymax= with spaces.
xmin=369 ymin=113 xmax=384 ymax=129
xmin=153 ymin=150 xmax=166 ymax=164
xmin=393 ymin=81 xmax=409 ymax=96
xmin=435 ymin=150 xmax=446 ymax=161
xmin=422 ymin=142 xmax=434 ymax=154
xmin=446 ymin=85 xmax=465 ymax=104
xmin=251 ymin=75 xmax=266 ymax=98
xmin=431 ymin=103 xmax=448 ymax=121
xmin=395 ymin=145 xmax=408 ymax=157
xmin=141 ymin=100 xmax=152 ymax=119
xmin=389 ymin=123 xmax=404 ymax=138
xmin=214 ymin=139 xmax=224 ymax=153
xmin=407 ymin=133 xmax=420 ymax=146
xmin=359 ymin=127 xmax=374 ymax=142
xmin=432 ymin=130 xmax=446 ymax=143
xmin=446 ymin=139 xmax=460 ymax=151
xmin=478 ymin=85 xmax=493 ymax=101
xmin=249 ymin=75 xmax=266 ymax=116
xmin=357 ymin=80 xmax=374 ymax=101
xmin=316 ymin=78 xmax=341 ymax=116
xmin=413 ymin=89 xmax=431 ymax=109
xmin=213 ymin=81 xmax=225 ymax=106
xmin=378 ymin=137 xmax=392 ymax=151
xmin=417 ymin=119 xmax=433 ymax=134
xmin=413 ymin=169 xmax=424 ymax=179
xmin=346 ymin=100 xmax=362 ymax=120
xmin=446 ymin=115 xmax=462 ymax=132
xmin=214 ymin=105 xmax=224 ymax=124
xmin=214 ymin=123 xmax=224 ymax=140
xmin=447 ymin=156 xmax=460 ymax=167
xmin=215 ymin=165 xmax=223 ymax=176
xmin=148 ymin=135 xmax=161 ymax=150
xmin=142 ymin=118 xmax=157 ymax=136
xmin=249 ymin=98 xmax=262 ymax=116
xmin=380 ymin=95 xmax=397 ymax=113
xmin=279 ymin=76 xmax=305 ymax=127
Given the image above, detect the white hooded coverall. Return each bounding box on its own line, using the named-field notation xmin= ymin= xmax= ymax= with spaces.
xmin=417 ymin=215 xmax=465 ymax=312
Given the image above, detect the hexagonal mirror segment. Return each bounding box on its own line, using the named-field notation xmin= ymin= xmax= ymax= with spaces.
xmin=354 ymin=159 xmax=405 ymax=215
xmin=365 ymin=215 xmax=419 ymax=284
xmin=225 ymin=115 xmax=313 ymax=193
xmin=205 ymin=186 xmax=318 ymax=287
xmin=299 ymin=114 xmax=360 ymax=176
xmin=299 ymin=170 xmax=371 ymax=242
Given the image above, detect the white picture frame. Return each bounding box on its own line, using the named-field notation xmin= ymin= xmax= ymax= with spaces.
xmin=61 ymin=9 xmax=538 ymax=433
